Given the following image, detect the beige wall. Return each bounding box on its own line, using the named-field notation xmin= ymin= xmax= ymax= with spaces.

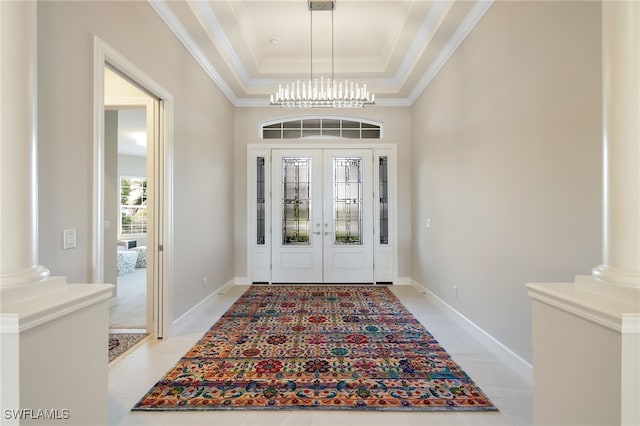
xmin=233 ymin=107 xmax=413 ymax=281
xmin=411 ymin=1 xmax=603 ymax=362
xmin=37 ymin=1 xmax=235 ymax=319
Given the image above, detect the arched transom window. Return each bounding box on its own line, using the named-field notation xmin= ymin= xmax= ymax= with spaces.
xmin=260 ymin=117 xmax=383 ymax=140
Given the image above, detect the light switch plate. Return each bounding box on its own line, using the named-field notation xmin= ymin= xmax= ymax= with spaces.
xmin=63 ymin=229 xmax=76 ymax=249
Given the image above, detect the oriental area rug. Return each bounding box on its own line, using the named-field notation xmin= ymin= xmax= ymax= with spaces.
xmin=109 ymin=332 xmax=149 ymax=363
xmin=133 ymin=286 xmax=497 ymax=412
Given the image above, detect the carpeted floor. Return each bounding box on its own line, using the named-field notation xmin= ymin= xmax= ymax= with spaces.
xmin=109 ymin=332 xmax=149 ymax=363
xmin=110 ymin=267 xmax=146 ymax=329
xmin=133 ymin=285 xmax=497 ymax=412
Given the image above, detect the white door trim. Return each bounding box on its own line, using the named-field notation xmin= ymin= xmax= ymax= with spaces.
xmin=93 ymin=37 xmax=174 ymax=338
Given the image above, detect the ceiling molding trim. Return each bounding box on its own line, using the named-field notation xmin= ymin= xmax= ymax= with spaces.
xmin=189 ymin=1 xmax=252 ymax=83
xmin=408 ymin=0 xmax=494 ymax=105
xmin=371 ymin=98 xmax=412 ymax=107
xmin=235 ymin=98 xmax=272 ymax=108
xmin=148 ymin=0 xmax=238 ymax=105
xmin=394 ymin=0 xmax=451 ymax=85
xmin=229 ymin=1 xmax=264 ymax=72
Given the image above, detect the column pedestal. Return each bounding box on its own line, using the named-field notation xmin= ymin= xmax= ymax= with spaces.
xmin=1 ymin=279 xmax=114 ymax=426
xmin=527 ymin=280 xmax=639 ymax=426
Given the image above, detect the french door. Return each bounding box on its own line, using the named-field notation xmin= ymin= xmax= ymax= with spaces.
xmin=271 ymin=149 xmax=373 ymax=283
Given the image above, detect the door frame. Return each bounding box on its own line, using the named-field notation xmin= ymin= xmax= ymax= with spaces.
xmin=92 ymin=37 xmax=174 ymax=338
xmin=247 ymin=142 xmax=397 ymax=284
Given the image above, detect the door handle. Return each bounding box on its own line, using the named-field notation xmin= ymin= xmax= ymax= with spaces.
xmin=324 ymin=231 xmax=333 ymax=236
xmin=313 ymin=231 xmax=321 ymax=235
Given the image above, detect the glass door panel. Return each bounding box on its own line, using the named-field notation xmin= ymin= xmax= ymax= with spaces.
xmin=282 ymin=158 xmax=311 ymax=245
xmin=333 ymin=158 xmax=363 ymax=245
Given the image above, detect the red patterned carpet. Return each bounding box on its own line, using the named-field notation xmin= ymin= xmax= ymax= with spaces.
xmin=133 ymin=286 xmax=497 ymax=412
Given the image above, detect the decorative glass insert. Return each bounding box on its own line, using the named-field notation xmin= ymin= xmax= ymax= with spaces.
xmin=333 ymin=158 xmax=363 ymax=245
xmin=120 ymin=176 xmax=147 ymax=235
xmin=256 ymin=157 xmax=265 ymax=245
xmin=282 ymin=157 xmax=311 ymax=245
xmin=261 ymin=118 xmax=381 ymax=139
xmin=379 ymin=156 xmax=389 ymax=245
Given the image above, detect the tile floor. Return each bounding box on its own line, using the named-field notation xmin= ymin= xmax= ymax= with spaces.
xmin=108 ymin=285 xmax=532 ymax=426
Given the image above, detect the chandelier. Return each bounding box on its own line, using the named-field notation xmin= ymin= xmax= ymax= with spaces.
xmin=270 ymin=0 xmax=375 ymax=108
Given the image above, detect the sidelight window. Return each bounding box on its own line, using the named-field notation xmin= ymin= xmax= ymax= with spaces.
xmin=379 ymin=156 xmax=389 ymax=245
xmin=256 ymin=157 xmax=266 ymax=245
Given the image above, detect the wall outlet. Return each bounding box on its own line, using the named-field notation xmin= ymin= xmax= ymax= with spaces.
xmin=202 ymin=277 xmax=208 ymax=288
xmin=453 ymin=285 xmax=458 ymax=298
xmin=426 ymin=218 xmax=431 ymax=228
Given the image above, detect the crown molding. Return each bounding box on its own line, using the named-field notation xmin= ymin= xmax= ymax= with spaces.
xmin=148 ymin=0 xmax=238 ymax=104
xmin=188 ymin=0 xmax=251 ymax=83
xmin=394 ymin=0 xmax=451 ymax=87
xmin=408 ymin=0 xmax=493 ymax=104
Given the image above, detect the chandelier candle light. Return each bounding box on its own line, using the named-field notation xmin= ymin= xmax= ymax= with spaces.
xmin=270 ymin=0 xmax=375 ymax=108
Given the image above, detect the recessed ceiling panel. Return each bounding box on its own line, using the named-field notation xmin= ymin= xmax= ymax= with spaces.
xmin=150 ymin=0 xmax=493 ymax=105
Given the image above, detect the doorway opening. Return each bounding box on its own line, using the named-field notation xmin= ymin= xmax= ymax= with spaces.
xmin=93 ymin=37 xmax=174 ymax=339
xmin=104 ymin=68 xmax=152 ymax=331
xmin=248 ymin=141 xmax=397 ymax=285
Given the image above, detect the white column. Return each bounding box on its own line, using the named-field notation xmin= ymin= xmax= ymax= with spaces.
xmin=527 ymin=3 xmax=639 ymax=425
xmin=592 ymin=0 xmax=640 ymax=288
xmin=0 ymin=0 xmax=49 ymax=288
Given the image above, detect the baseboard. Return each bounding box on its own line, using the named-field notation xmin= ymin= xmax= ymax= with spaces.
xmin=234 ymin=277 xmax=250 ymax=285
xmin=172 ymin=279 xmax=236 ymax=329
xmin=411 ymin=279 xmax=533 ymax=384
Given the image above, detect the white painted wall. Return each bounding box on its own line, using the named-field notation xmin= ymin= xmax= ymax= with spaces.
xmin=233 ymin=107 xmax=412 ymax=282
xmin=411 ymin=1 xmax=603 ymax=363
xmin=37 ymin=1 xmax=235 ymax=319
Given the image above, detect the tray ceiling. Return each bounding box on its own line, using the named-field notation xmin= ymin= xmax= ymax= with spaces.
xmin=149 ymin=0 xmax=493 ymax=107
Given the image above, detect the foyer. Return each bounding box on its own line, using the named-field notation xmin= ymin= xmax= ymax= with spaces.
xmin=1 ymin=1 xmax=638 ymax=425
